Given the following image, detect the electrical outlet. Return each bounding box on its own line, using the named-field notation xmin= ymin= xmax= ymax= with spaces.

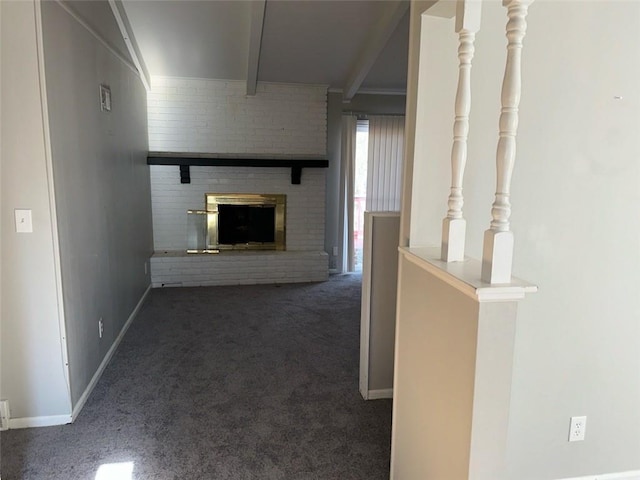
xmin=98 ymin=318 xmax=104 ymax=339
xmin=332 ymin=246 xmax=338 ymax=256
xmin=569 ymin=416 xmax=587 ymax=442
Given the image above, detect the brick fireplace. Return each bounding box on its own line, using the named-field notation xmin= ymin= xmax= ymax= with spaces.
xmin=149 ymin=165 xmax=328 ymax=286
xmin=146 ymin=77 xmax=329 ymax=286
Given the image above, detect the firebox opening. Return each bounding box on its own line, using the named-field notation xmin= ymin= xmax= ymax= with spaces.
xmin=218 ymin=204 xmax=276 ymax=245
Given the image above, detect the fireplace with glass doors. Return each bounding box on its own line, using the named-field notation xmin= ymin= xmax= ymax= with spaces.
xmin=187 ymin=194 xmax=285 ymax=253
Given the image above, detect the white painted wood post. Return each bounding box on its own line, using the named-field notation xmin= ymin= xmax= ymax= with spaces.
xmin=441 ymin=0 xmax=482 ymax=262
xmin=481 ymin=0 xmax=532 ymax=283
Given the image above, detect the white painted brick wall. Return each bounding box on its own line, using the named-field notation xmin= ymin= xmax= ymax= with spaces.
xmin=150 ymin=250 xmax=328 ymax=287
xmin=151 ymin=166 xmax=325 ymax=252
xmin=148 ymin=76 xmax=327 ymax=155
xmin=149 ymin=166 xmax=328 ymax=285
xmin=147 ymin=77 xmax=328 ymax=285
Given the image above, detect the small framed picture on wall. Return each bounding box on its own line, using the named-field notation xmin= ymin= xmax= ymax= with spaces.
xmin=99 ymin=84 xmax=111 ymax=112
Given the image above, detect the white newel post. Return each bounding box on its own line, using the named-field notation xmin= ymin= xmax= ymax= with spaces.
xmin=441 ymin=0 xmax=482 ymax=262
xmin=481 ymin=0 xmax=532 ymax=283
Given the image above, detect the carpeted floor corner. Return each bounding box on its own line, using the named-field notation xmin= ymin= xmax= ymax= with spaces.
xmin=0 ymin=273 xmax=392 ymax=480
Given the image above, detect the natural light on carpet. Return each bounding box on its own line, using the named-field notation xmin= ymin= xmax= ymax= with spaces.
xmin=95 ymin=462 xmax=134 ymax=480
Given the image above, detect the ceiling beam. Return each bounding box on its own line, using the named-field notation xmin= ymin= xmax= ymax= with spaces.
xmin=342 ymin=0 xmax=409 ymax=102
xmin=108 ymin=0 xmax=151 ymax=91
xmin=246 ymin=0 xmax=267 ymax=96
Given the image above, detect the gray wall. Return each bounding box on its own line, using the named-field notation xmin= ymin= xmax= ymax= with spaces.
xmin=41 ymin=1 xmax=153 ymax=408
xmin=325 ymin=92 xmax=406 ymax=272
xmin=0 ymin=0 xmax=72 ymax=420
xmin=362 ymin=213 xmax=399 ymax=393
xmin=343 ymin=94 xmax=407 ymax=116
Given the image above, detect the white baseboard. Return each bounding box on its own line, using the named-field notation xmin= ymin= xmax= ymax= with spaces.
xmin=366 ymin=388 xmax=393 ymax=400
xmin=8 ymin=414 xmax=72 ymax=429
xmin=558 ymin=471 xmax=640 ymax=480
xmin=0 ymin=400 xmax=9 ymax=431
xmin=4 ymin=286 xmax=150 ymax=430
xmin=71 ymin=285 xmax=151 ymax=421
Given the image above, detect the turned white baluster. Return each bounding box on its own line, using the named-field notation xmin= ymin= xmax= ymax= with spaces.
xmin=441 ymin=0 xmax=482 ymax=262
xmin=481 ymin=0 xmax=533 ymax=283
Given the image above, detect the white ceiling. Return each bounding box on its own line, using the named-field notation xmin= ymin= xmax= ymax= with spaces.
xmin=360 ymin=9 xmax=409 ymax=91
xmin=122 ymin=1 xmax=251 ymax=80
xmin=122 ymin=0 xmax=409 ymax=95
xmin=258 ymin=0 xmax=400 ymax=87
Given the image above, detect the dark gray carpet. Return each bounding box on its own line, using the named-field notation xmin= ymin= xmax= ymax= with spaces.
xmin=1 ymin=274 xmax=392 ymax=480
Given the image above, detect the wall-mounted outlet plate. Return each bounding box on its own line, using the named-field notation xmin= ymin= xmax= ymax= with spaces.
xmin=569 ymin=415 xmax=587 ymax=442
xmin=98 ymin=318 xmax=104 ymax=339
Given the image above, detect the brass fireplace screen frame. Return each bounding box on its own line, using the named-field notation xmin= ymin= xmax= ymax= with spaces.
xmin=189 ymin=193 xmax=286 ymax=253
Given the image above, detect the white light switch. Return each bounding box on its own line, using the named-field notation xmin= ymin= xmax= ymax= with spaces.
xmin=15 ymin=209 xmax=33 ymax=233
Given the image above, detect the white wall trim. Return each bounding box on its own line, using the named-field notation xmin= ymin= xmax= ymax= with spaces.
xmin=53 ymin=0 xmax=139 ymax=77
xmin=399 ymin=246 xmax=537 ymax=302
xmin=8 ymin=414 xmax=72 ymax=429
xmin=150 ymin=75 xmax=329 ymax=91
xmin=359 ymin=213 xmax=375 ymax=400
xmin=357 ymin=88 xmax=407 ymax=96
xmin=107 ymin=0 xmax=151 ymax=91
xmin=71 ymin=285 xmax=151 ymax=421
xmin=246 ymin=0 xmax=266 ymax=96
xmin=0 ymin=401 xmax=10 ymax=431
xmin=366 ymin=388 xmax=393 ymax=400
xmin=557 ymin=471 xmax=640 ymax=480
xmin=328 ymin=87 xmax=407 ymax=96
xmin=34 ymin=0 xmax=73 ymax=409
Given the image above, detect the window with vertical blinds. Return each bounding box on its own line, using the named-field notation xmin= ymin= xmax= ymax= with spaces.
xmin=366 ymin=115 xmax=405 ymax=212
